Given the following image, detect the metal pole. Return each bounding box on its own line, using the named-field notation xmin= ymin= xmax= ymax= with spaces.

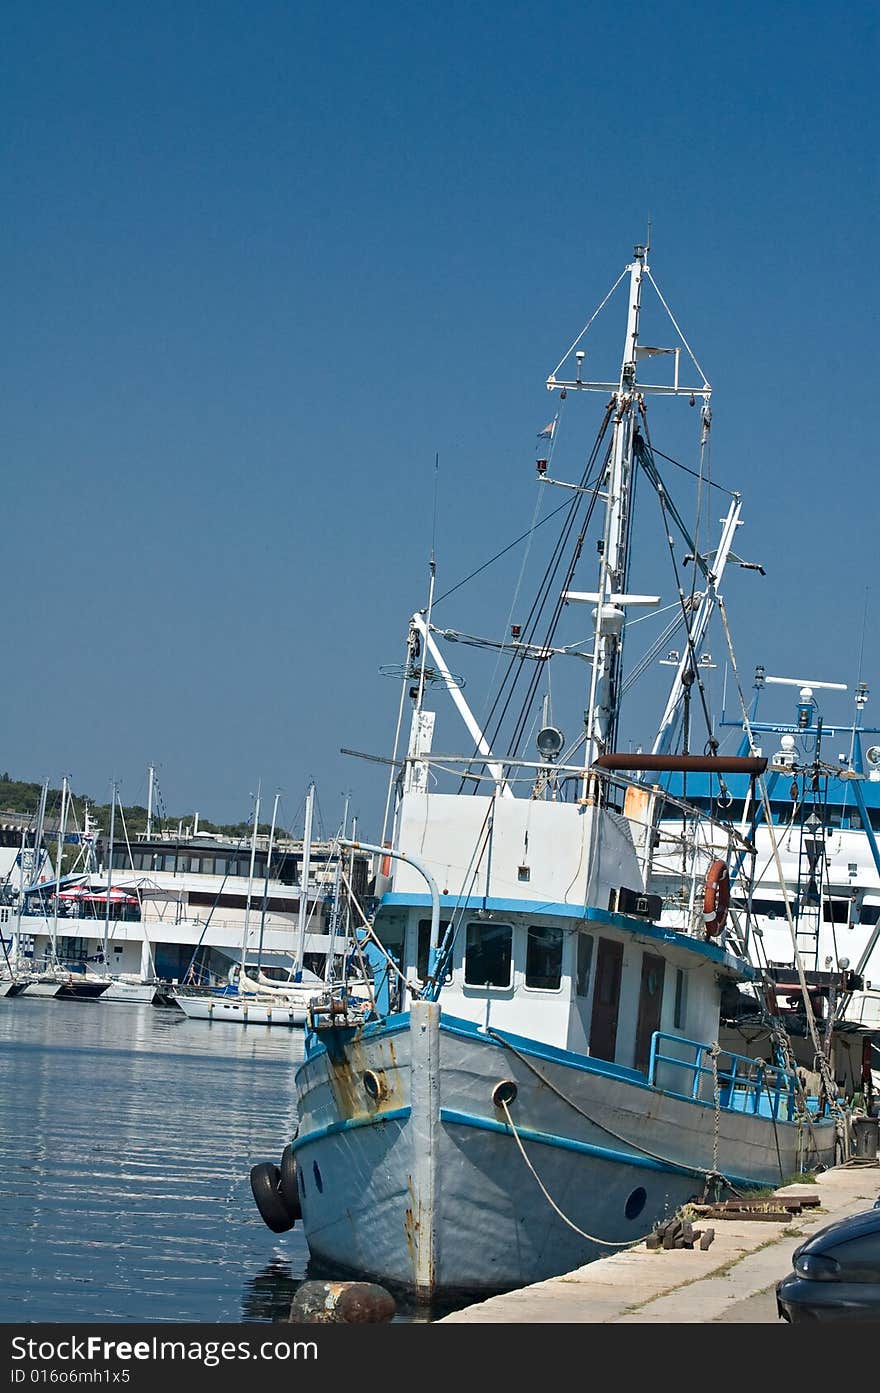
xmin=103 ymin=782 xmax=117 ymax=975
xmin=294 ymin=783 xmax=315 ymax=979
xmin=325 ymin=795 xmax=350 ymax=983
xmin=51 ymin=777 xmax=68 ymax=967
xmin=240 ymin=788 xmax=261 ymax=977
xmin=256 ymin=791 xmax=280 ymax=973
xmin=339 ymin=837 xmax=440 ymax=982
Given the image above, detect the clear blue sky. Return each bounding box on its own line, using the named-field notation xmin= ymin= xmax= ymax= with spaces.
xmin=3 ymin=1 xmax=877 ymax=838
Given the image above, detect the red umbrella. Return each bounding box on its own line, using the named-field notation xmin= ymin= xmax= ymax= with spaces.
xmin=82 ymin=888 xmax=139 ymax=904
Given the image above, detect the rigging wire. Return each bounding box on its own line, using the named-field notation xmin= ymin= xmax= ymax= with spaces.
xmin=473 ymin=413 xmax=613 ymax=783
xmin=432 ymin=497 xmax=575 ymax=609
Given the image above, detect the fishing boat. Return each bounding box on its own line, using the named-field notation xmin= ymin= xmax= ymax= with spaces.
xmin=250 ymin=242 xmax=843 ymax=1303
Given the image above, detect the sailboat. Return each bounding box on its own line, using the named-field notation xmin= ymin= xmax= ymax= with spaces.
xmin=93 ymin=783 xmax=163 ymax=1004
xmin=251 ymin=241 xmax=844 ymax=1301
xmin=175 ymin=784 xmax=368 ymax=1025
xmin=21 ymin=778 xmax=110 ymax=999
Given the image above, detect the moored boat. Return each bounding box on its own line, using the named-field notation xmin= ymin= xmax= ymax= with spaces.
xmin=250 ymin=241 xmax=845 ymax=1302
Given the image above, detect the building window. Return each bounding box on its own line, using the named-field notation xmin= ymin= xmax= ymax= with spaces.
xmin=465 ymin=921 xmax=513 ymax=988
xmin=525 ymin=925 xmax=563 ymax=990
xmin=674 ymin=968 xmax=687 ymax=1029
xmin=417 ymin=919 xmax=452 ymax=982
xmin=576 ymin=933 xmax=594 ymax=997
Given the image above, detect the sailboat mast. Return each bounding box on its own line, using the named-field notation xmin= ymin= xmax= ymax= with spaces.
xmin=325 ymin=794 xmax=350 ymax=983
xmin=51 ymin=776 xmax=69 ymax=966
xmin=294 ymin=782 xmax=315 ymax=979
xmin=102 ymin=782 xmax=117 ymax=973
xmin=584 ymin=247 xmax=647 ymax=763
xmin=240 ymin=789 xmax=261 ymax=973
xmin=34 ymin=778 xmax=49 ymax=883
xmin=146 ymin=765 xmax=154 ymax=839
xmin=256 ymin=791 xmax=280 ymax=971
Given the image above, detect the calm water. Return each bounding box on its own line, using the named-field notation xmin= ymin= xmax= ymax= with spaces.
xmin=0 ymin=997 xmax=432 ymax=1323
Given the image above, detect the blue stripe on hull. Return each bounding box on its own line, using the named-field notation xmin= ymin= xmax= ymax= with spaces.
xmin=291 ymin=1106 xmax=411 ymax=1151
xmin=438 ymin=1107 xmax=759 ymax=1189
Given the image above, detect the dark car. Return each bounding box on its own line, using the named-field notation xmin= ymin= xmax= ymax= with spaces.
xmin=776 ymin=1205 xmax=880 ymax=1322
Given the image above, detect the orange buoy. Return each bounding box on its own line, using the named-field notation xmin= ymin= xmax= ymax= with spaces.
xmin=703 ymin=859 xmax=730 ymax=936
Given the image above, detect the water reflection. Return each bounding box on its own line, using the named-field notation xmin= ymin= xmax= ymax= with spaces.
xmin=0 ymin=998 xmax=309 ymax=1322
xmin=0 ymin=998 xmax=464 ymax=1325
xmin=241 ymin=1259 xmax=299 ymax=1322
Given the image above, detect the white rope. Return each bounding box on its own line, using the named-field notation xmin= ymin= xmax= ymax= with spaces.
xmin=500 ymin=1098 xmax=641 ymax=1248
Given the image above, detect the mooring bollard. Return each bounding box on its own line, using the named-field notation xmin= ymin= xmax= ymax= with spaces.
xmin=288 ymin=1280 xmax=396 ymax=1323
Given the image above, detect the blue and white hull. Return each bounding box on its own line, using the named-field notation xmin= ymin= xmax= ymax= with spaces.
xmin=293 ymin=1001 xmax=837 ymax=1300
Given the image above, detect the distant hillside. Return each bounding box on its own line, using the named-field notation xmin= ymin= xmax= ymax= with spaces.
xmin=0 ymin=773 xmax=275 ymax=841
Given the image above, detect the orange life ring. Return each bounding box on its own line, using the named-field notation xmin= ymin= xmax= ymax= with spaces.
xmin=703 ymin=859 xmax=730 ymax=936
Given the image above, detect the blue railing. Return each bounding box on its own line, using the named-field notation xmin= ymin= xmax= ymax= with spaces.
xmin=648 ymin=1031 xmax=798 ymax=1120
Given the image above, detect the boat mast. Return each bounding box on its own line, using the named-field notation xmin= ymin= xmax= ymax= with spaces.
xmin=102 ymin=782 xmax=117 ymax=976
xmin=33 ymin=777 xmax=49 ymax=884
xmin=146 ymin=765 xmax=154 ymax=839
xmin=50 ymin=776 xmax=69 ymax=968
xmin=325 ymin=794 xmax=350 ymax=983
xmin=240 ymin=787 xmax=261 ymax=976
xmin=294 ymin=781 xmax=315 ymax=980
xmin=255 ymin=791 xmax=280 ymax=973
xmin=547 ymin=240 xmax=711 ymax=768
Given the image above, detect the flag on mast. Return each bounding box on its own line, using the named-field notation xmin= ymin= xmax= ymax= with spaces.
xmin=537 ymin=418 xmax=556 ymax=440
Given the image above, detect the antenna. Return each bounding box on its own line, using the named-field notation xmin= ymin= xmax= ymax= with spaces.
xmin=431 ymin=451 xmax=439 ymax=567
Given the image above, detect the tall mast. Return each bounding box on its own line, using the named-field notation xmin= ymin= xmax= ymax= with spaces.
xmin=34 ymin=777 xmax=49 ymax=883
xmin=547 ymin=240 xmax=711 ymax=767
xmin=256 ymin=791 xmax=280 ymax=972
xmin=146 ymin=765 xmax=154 ymax=839
xmin=50 ymin=776 xmax=69 ymax=967
xmin=294 ymin=781 xmax=315 ymax=980
xmin=240 ymin=787 xmax=261 ymax=976
xmin=585 ymin=247 xmax=646 ymax=760
xmin=102 ymin=782 xmax=117 ymax=975
xmin=325 ymin=794 xmax=350 ymax=983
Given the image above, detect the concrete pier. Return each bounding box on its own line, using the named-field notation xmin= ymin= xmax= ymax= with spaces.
xmin=441 ymin=1163 xmax=880 ymax=1324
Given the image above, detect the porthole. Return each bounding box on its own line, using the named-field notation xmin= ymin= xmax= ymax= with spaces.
xmin=492 ymin=1079 xmax=518 ymax=1108
xmin=312 ymin=1161 xmax=324 ymax=1194
xmin=625 ymin=1186 xmax=647 ymax=1220
xmin=363 ymin=1070 xmax=386 ymax=1101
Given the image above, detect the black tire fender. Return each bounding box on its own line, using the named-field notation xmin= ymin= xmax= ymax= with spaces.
xmin=250 ymin=1161 xmax=296 ymax=1233
xmin=279 ymin=1144 xmax=302 ymax=1221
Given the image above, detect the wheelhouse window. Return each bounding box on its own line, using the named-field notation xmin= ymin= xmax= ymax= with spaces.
xmin=465 ymin=921 xmax=513 ymax=988
xmin=417 ymin=919 xmax=452 ymax=982
xmin=576 ymin=933 xmax=594 ymax=997
xmin=525 ymin=924 xmax=563 ymax=990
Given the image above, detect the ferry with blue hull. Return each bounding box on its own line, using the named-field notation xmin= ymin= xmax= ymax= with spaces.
xmin=251 ymin=241 xmax=842 ymax=1301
